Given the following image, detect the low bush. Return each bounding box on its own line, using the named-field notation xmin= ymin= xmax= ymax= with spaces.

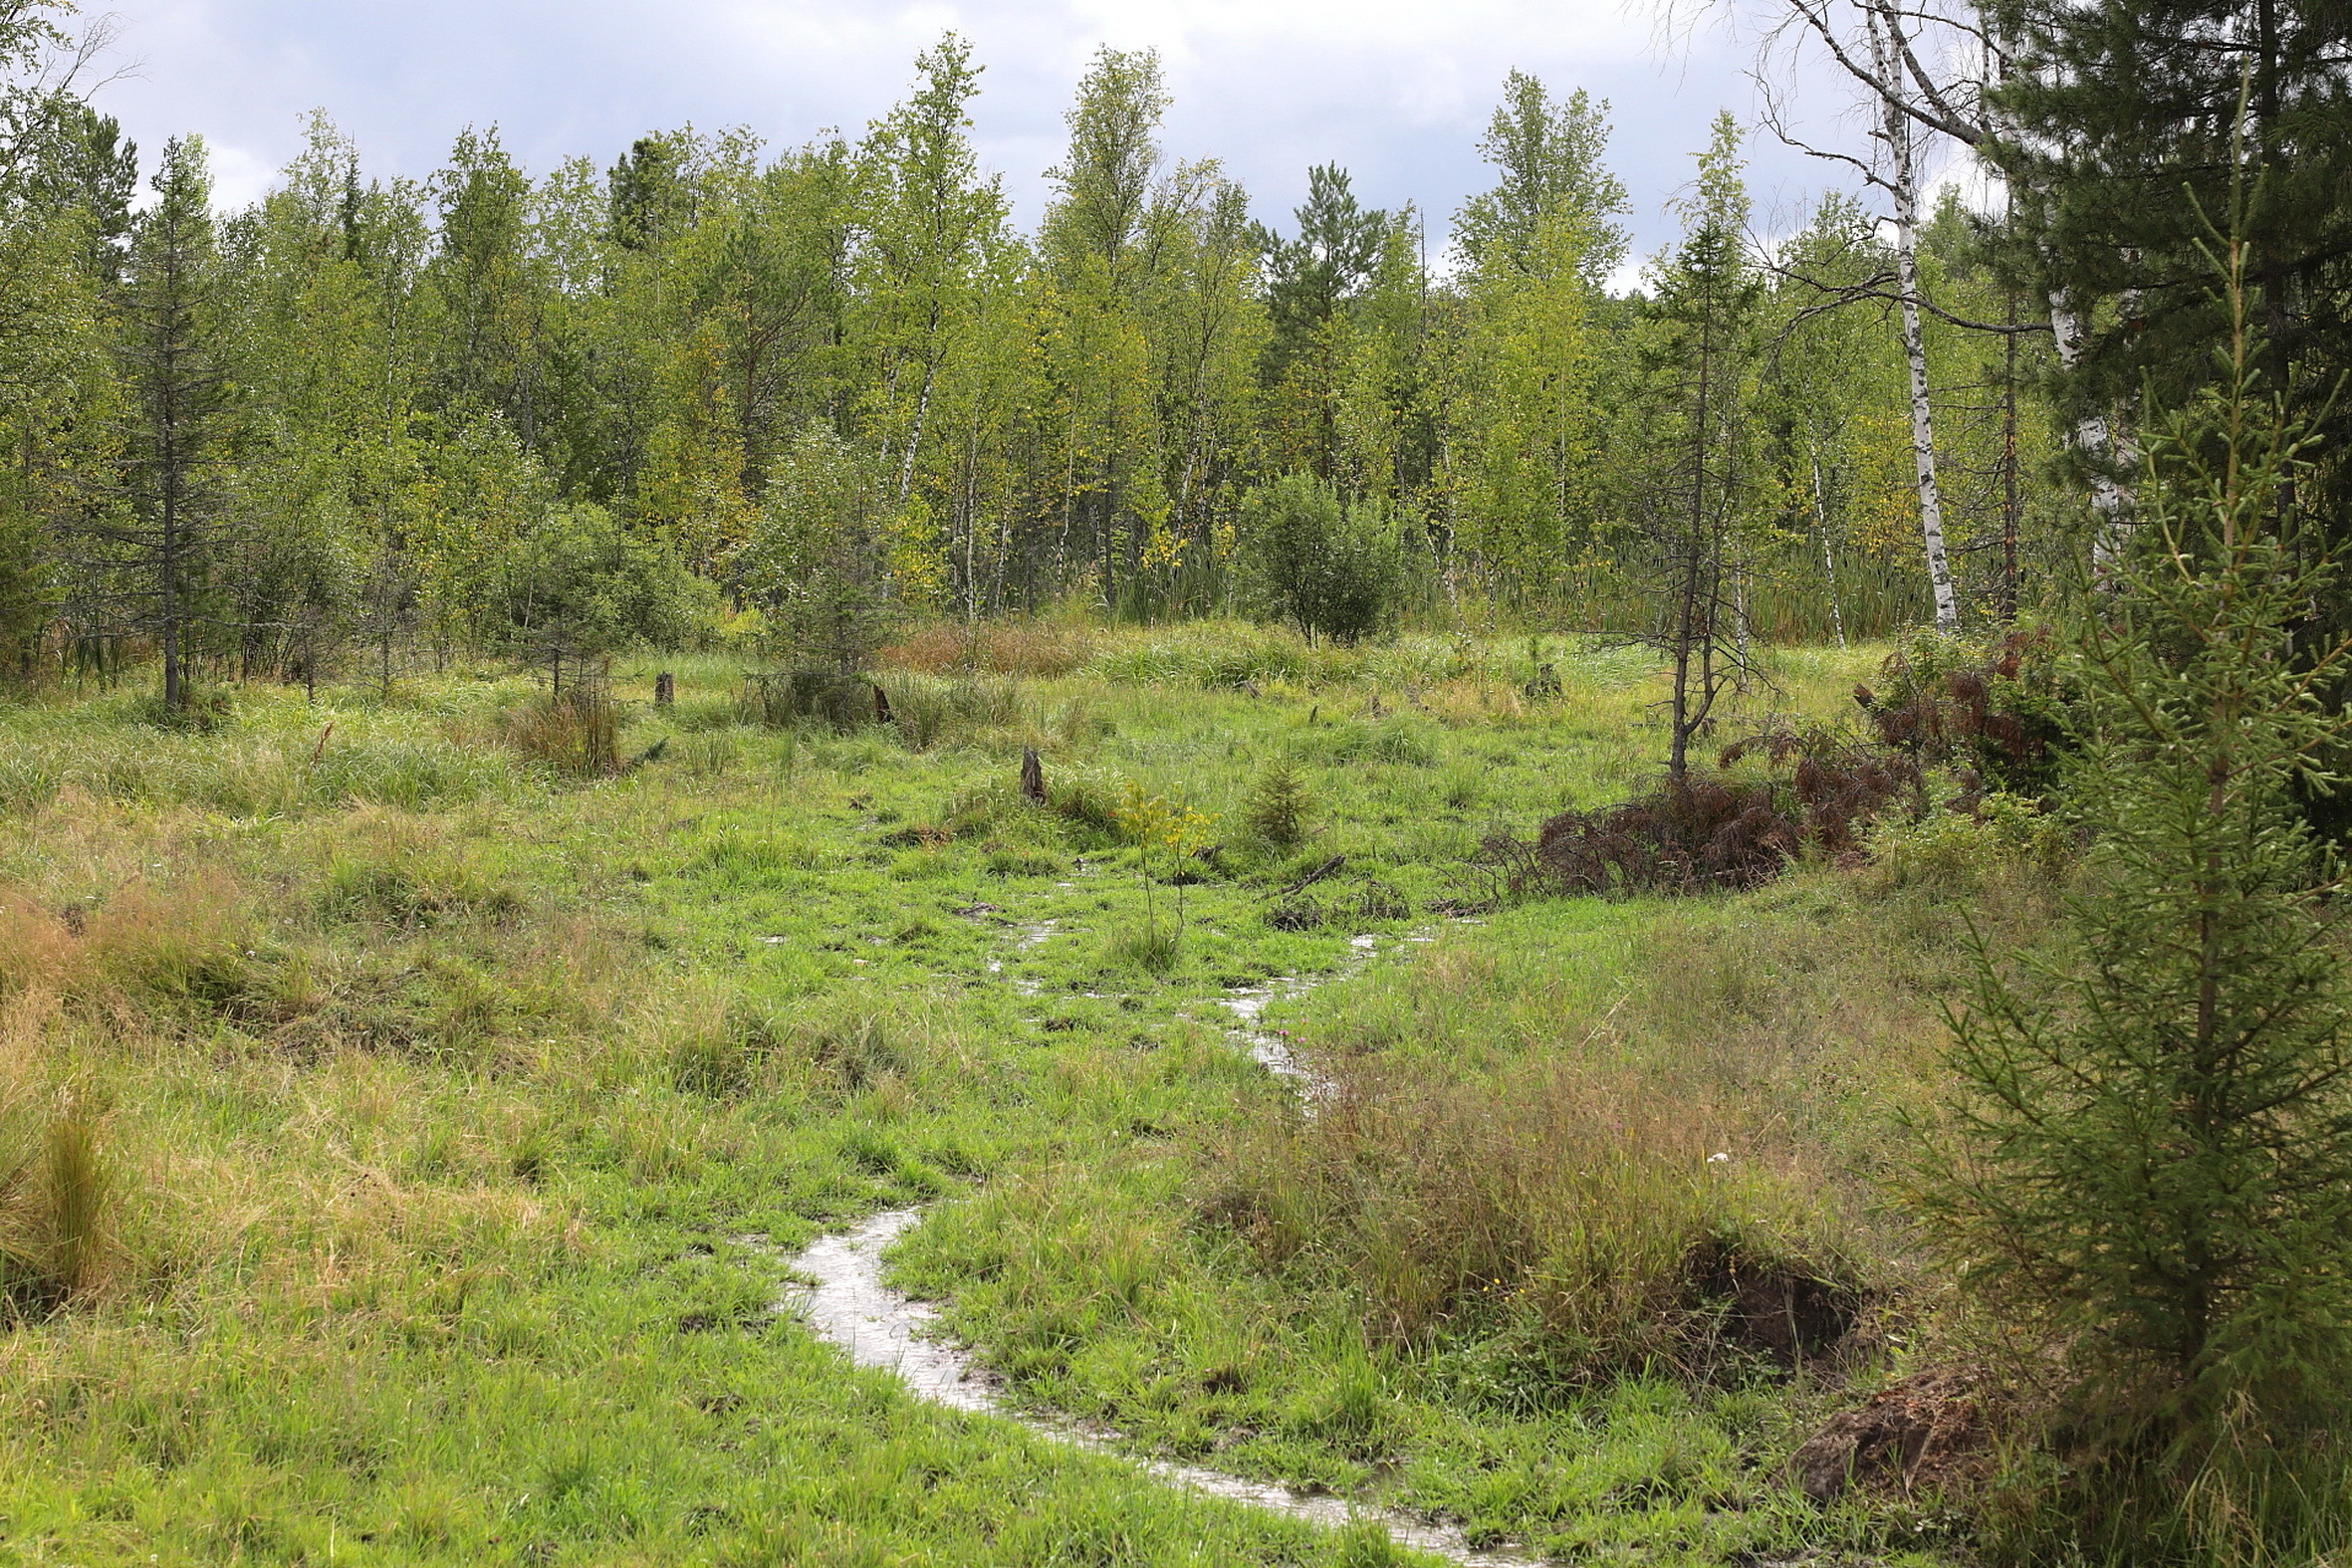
xmin=1866 ymin=794 xmax=2068 ymax=894
xmin=1493 ymin=773 xmax=1800 ymax=897
xmin=1241 ymin=756 xmax=1313 ymax=848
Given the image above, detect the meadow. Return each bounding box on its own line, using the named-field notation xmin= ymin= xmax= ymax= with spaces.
xmin=0 ymin=627 xmax=2054 ymax=1565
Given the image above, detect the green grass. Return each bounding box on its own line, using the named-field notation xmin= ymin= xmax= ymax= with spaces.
xmin=0 ymin=630 xmax=2016 ymax=1565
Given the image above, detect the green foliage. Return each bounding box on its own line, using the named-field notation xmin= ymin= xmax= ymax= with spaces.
xmin=1452 ymin=71 xmax=1629 ymax=285
xmin=736 ymin=426 xmax=905 ymax=674
xmin=1242 ymin=755 xmax=1312 ymax=847
xmin=502 ymin=503 xmax=706 ymax=672
xmin=1915 ymin=269 xmax=2352 ymax=1559
xmin=1241 ymin=474 xmax=1405 ymax=644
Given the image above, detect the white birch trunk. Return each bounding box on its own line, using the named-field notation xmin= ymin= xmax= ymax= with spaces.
xmin=2045 ymin=291 xmax=2135 ymax=572
xmin=1811 ymin=447 xmax=1848 ymax=649
xmin=1873 ymin=4 xmax=1960 ymax=632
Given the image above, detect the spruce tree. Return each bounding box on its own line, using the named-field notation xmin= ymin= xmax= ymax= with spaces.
xmin=1989 ymin=0 xmax=2352 ymax=545
xmin=1917 ymin=233 xmax=2352 ymax=1557
xmin=104 ymin=135 xmax=233 ymax=714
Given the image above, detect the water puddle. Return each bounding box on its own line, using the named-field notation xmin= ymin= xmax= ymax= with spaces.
xmin=781 ymin=919 xmax=1541 ymax=1561
xmin=988 ymin=920 xmax=1058 ymax=998
xmin=1219 ymin=977 xmax=1320 ymax=1086
xmin=781 ymin=1209 xmax=1539 ymax=1565
xmin=1217 ymin=927 xmax=1428 ymax=1093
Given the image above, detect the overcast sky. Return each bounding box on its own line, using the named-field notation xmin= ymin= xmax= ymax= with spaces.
xmin=87 ymin=0 xmax=1905 ymax=277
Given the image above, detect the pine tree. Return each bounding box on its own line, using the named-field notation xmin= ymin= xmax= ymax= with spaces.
xmin=1625 ymin=114 xmax=1764 ymax=779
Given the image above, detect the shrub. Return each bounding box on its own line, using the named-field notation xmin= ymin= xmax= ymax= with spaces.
xmin=1505 ymin=774 xmax=1799 ymax=897
xmin=1240 ymin=474 xmax=1406 ymax=645
xmin=499 ymin=503 xmax=707 ymax=681
xmin=1854 ymin=624 xmax=2069 ymax=799
xmin=735 ymin=425 xmax=910 ymax=675
xmin=1242 ymin=756 xmax=1312 ymax=848
xmin=1867 ymin=793 xmax=2066 ymax=894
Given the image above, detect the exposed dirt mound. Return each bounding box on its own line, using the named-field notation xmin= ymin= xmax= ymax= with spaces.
xmin=1789 ymin=1369 xmax=1992 ymax=1502
xmin=1684 ymin=1238 xmax=1864 ymax=1368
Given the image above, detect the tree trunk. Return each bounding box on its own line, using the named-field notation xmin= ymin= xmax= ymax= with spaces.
xmin=1872 ymin=2 xmax=1959 ymax=632
xmin=1810 ymin=448 xmax=1848 ymax=649
xmin=2047 ymin=292 xmax=2133 ymax=571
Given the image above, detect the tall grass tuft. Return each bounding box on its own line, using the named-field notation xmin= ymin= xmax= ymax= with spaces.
xmin=502 ymin=688 xmax=620 ymax=777
xmin=878 ymin=672 xmax=1033 ymax=750
xmin=880 ymin=620 xmax=1099 ymax=677
xmin=0 ymin=1091 xmax=111 ymax=1315
xmin=2 ymin=875 xmax=259 ymax=1018
xmin=1213 ymin=1050 xmax=1867 ymax=1378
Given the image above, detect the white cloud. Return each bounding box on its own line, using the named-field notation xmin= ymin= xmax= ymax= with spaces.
xmin=90 ymin=0 xmax=1867 ymax=256
xmin=202 ymin=139 xmax=277 ymax=210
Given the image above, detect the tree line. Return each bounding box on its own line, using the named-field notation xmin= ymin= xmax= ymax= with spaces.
xmin=0 ymin=0 xmax=2341 ymax=705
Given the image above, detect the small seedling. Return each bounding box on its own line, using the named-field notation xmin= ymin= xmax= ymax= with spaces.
xmin=1243 ymin=756 xmax=1311 ymax=848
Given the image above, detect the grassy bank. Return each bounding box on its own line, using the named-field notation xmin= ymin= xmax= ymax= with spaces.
xmin=0 ymin=630 xmax=2036 ymax=1564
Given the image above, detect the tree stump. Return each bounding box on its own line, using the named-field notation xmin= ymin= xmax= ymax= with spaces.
xmin=654 ymin=671 xmax=674 ymax=707
xmin=1020 ymin=744 xmax=1047 ymax=804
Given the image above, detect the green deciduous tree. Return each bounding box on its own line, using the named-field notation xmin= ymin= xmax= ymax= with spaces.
xmin=735 ymin=424 xmax=906 ymax=673
xmin=1241 ymin=471 xmax=1403 ymax=643
xmin=502 ymin=501 xmax=702 ymax=686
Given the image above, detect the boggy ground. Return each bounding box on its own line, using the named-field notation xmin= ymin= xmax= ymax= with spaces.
xmin=0 ymin=628 xmax=2046 ymax=1564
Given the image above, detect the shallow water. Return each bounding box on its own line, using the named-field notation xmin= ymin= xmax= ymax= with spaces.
xmin=780 ymin=922 xmax=1544 ymax=1563
xmin=780 ymin=1209 xmax=1541 ymax=1565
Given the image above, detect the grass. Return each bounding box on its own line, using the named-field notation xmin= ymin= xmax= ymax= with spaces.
xmin=0 ymin=628 xmax=2038 ymax=1564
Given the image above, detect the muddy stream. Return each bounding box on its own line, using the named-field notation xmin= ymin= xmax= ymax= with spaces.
xmin=778 ymin=925 xmax=1540 ymax=1565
